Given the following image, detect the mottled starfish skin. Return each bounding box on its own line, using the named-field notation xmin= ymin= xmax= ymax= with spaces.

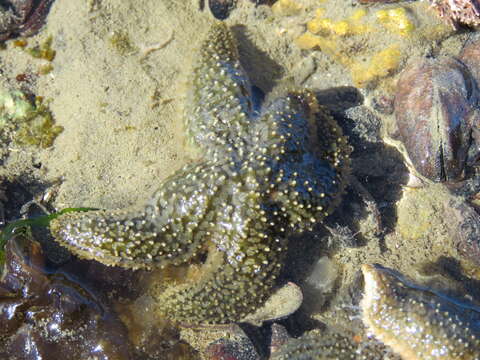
xmin=361 ymin=264 xmax=480 ymax=360
xmin=50 ymin=23 xmax=350 ymax=323
xmin=272 ymin=331 xmax=395 ymax=360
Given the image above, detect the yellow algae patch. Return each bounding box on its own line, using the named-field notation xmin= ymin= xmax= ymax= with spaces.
xmin=295 ymin=33 xmax=350 ymax=66
xmin=295 ymin=32 xmax=323 ymax=50
xmin=272 ymin=0 xmax=303 ymax=16
xmin=306 ymin=8 xmax=372 ymax=36
xmin=376 ymin=7 xmax=415 ymax=36
xmin=295 ymin=32 xmax=402 ymax=88
xmin=350 ymin=45 xmax=402 ymax=87
xmin=294 ymin=6 xmax=414 ymax=87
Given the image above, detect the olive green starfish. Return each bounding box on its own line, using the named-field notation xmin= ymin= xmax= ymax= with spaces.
xmin=50 ymin=23 xmax=350 ymax=324
xmin=272 ymin=331 xmax=396 ymax=360
xmin=361 ymin=264 xmax=480 ymax=360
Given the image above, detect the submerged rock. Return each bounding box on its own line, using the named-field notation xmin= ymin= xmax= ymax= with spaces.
xmin=0 ymin=233 xmax=136 ymax=359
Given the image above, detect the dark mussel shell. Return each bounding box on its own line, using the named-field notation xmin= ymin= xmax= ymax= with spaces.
xmin=460 ymin=34 xmax=480 ymax=91
xmin=394 ymin=56 xmax=480 ymax=182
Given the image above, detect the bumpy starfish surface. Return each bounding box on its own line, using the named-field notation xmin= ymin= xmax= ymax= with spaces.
xmin=272 ymin=331 xmax=397 ymax=360
xmin=50 ymin=23 xmax=350 ymax=324
xmin=361 ymin=264 xmax=480 ymax=360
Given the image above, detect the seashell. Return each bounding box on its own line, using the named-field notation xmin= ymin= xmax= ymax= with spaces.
xmin=394 ymin=56 xmax=480 ymax=182
xmin=460 ymin=34 xmax=480 ymax=91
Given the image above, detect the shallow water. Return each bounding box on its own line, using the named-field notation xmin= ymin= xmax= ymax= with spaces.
xmin=1 ymin=0 xmax=480 ymax=359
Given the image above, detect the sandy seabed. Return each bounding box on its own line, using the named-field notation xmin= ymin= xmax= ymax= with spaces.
xmin=1 ymin=0 xmax=479 ymax=358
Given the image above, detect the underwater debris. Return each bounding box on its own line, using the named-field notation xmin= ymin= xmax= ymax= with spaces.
xmin=109 ymin=30 xmax=137 ymax=56
xmin=428 ymin=0 xmax=480 ymax=28
xmin=200 ymin=0 xmax=277 ymax=20
xmin=26 ymin=34 xmax=56 ymax=61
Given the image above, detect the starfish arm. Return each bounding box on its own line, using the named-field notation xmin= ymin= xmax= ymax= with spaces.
xmin=155 ymin=229 xmax=288 ymax=324
xmin=50 ymin=162 xmax=228 ymax=269
xmin=361 ymin=264 xmax=480 ymax=360
xmin=272 ymin=332 xmax=391 ymax=360
xmin=251 ymin=90 xmax=350 ymax=230
xmin=185 ymin=23 xmax=254 ymax=156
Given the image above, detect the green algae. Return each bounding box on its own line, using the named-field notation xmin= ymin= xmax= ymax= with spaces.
xmin=38 ymin=63 xmax=54 ymax=75
xmin=26 ymin=36 xmax=56 ymax=61
xmin=108 ymin=30 xmax=137 ymax=55
xmin=0 ymin=90 xmax=63 ymax=148
xmin=0 ymin=207 xmax=97 ymax=269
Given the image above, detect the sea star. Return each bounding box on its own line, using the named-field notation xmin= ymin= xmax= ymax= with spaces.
xmin=272 ymin=331 xmax=398 ymax=360
xmin=50 ymin=23 xmax=350 ymax=324
xmin=361 ymin=264 xmax=480 ymax=360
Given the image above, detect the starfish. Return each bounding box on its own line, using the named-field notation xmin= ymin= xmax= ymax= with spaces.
xmin=50 ymin=23 xmax=350 ymax=324
xmin=361 ymin=264 xmax=480 ymax=360
xmin=272 ymin=331 xmax=398 ymax=360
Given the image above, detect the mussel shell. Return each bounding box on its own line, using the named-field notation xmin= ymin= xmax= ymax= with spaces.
xmin=460 ymin=34 xmax=480 ymax=89
xmin=394 ymin=57 xmax=478 ymax=182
